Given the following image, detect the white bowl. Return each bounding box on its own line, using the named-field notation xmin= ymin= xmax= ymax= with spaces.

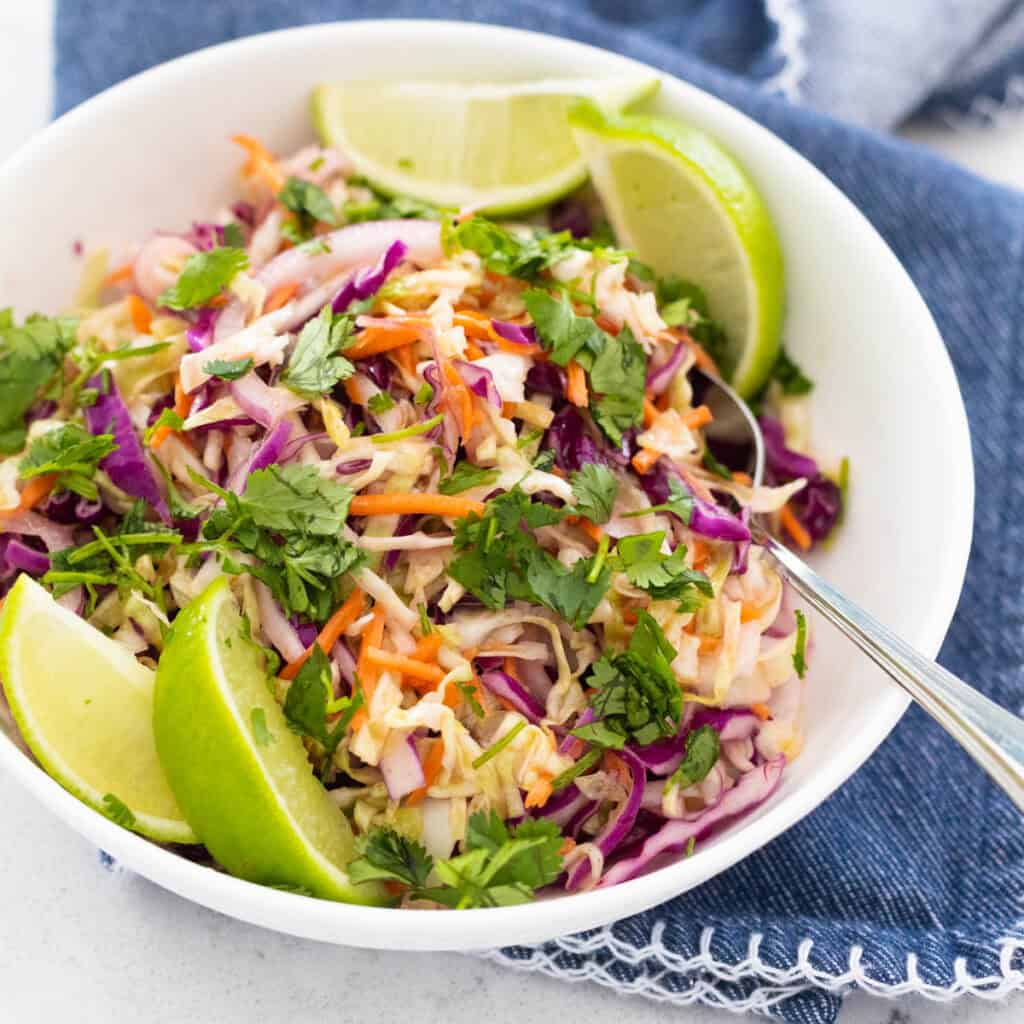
xmin=0 ymin=20 xmax=973 ymax=951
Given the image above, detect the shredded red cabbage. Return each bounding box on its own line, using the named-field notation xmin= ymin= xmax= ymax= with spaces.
xmin=480 ymin=670 xmax=546 ymax=723
xmin=492 ymin=320 xmax=539 ymax=347
xmin=331 ymin=239 xmax=407 ymax=314
xmin=545 ymin=407 xmax=608 ymax=472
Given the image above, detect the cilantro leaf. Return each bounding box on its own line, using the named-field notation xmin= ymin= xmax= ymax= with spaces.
xmin=616 ymin=531 xmax=713 ymax=611
xmin=579 ymin=610 xmax=683 ymax=747
xmin=569 ymin=463 xmax=618 ymax=524
xmin=665 ymin=724 xmax=720 ymax=793
xmin=657 ymin=275 xmax=731 ymax=371
xmin=367 ymin=392 xmax=395 ymax=414
xmin=278 ymin=176 xmax=338 ymax=232
xmin=221 ymin=222 xmax=246 ymax=248
xmin=626 ymin=476 xmax=694 ymax=524
xmin=282 ymin=645 xmax=362 ymax=765
xmin=438 ymin=460 xmax=499 ymax=496
xmin=341 ymin=178 xmax=446 ymax=224
xmin=158 ymin=247 xmax=249 ymax=310
xmin=203 ymin=357 xmax=253 ymax=381
xmin=702 ymin=448 xmax=733 ymax=480
xmin=589 ymin=325 xmax=646 ymax=445
xmin=769 ymin=347 xmax=814 ymax=396
xmin=348 ymin=827 xmax=434 ymax=888
xmin=19 ymin=424 xmax=118 ymax=501
xmin=101 ymin=793 xmax=136 ymax=829
xmin=281 ymin=305 xmax=356 ymax=397
xmin=522 ymin=546 xmax=611 ymax=629
xmin=523 ymin=289 xmax=605 ymax=367
xmin=445 ymin=219 xmax=577 ymax=281
xmin=243 ymin=464 xmax=354 ymax=535
xmin=0 ymin=312 xmax=77 ymax=453
xmin=142 ymin=407 xmax=185 ymax=445
xmin=793 ymin=609 xmax=808 ymax=678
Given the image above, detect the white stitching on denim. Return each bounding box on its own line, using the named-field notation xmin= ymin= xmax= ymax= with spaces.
xmin=475 ymin=923 xmax=1024 ymax=1012
xmin=761 ymin=0 xmax=807 ymax=102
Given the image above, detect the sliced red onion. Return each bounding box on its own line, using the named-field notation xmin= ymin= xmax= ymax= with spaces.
xmin=492 ymin=320 xmax=538 ymax=347
xmin=335 ymin=458 xmax=373 ymax=476
xmin=231 ymin=201 xmax=256 ymax=227
xmin=248 ymin=420 xmax=292 ymax=475
xmin=380 ymin=731 xmax=425 ymax=801
xmin=331 ymin=239 xmax=407 ymax=314
xmin=4 ymin=540 xmax=50 ymax=576
xmin=332 ymin=640 xmax=357 ymax=689
xmin=515 ymin=657 xmax=554 ymax=703
xmin=185 ymin=221 xmax=224 ymax=252
xmin=56 ymin=586 xmax=85 ymax=616
xmin=85 ymin=374 xmax=170 ymax=524
xmin=644 ymin=341 xmax=687 ymax=397
xmin=480 ymin=670 xmax=546 ymax=723
xmin=382 ymin=514 xmax=420 ymax=573
xmin=566 ymin=747 xmax=646 ymax=890
xmin=279 ymin=431 xmax=328 ymax=462
xmin=254 ymin=581 xmax=305 ymax=662
xmin=230 ymin=373 xmax=305 ymax=429
xmin=293 ymin=619 xmax=318 ymax=648
xmin=453 ymin=360 xmax=502 ymax=409
xmin=422 ymin=352 xmax=459 ymax=465
xmin=760 ymin=416 xmax=819 ymax=480
xmin=599 ymin=757 xmax=786 ymax=888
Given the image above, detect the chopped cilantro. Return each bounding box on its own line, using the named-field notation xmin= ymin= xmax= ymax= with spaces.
xmin=203 ymin=357 xmax=253 ymax=381
xmin=341 ymin=178 xmax=445 ymax=224
xmin=770 ymin=347 xmax=814 ymax=396
xmin=665 ymin=724 xmax=720 ymax=793
xmin=445 ymin=218 xmax=576 ymax=281
xmin=702 ymin=448 xmax=733 ymax=480
xmin=569 ymin=464 xmax=618 ymax=524
xmin=414 ymin=381 xmax=434 ymax=405
xmin=626 ymin=476 xmax=694 ymax=524
xmin=456 ymin=680 xmax=485 ymax=717
xmin=142 ymin=407 xmax=185 ymax=445
xmin=158 ymin=247 xmax=248 ymax=310
xmin=278 ymin=176 xmax=338 ymax=239
xmin=19 ymin=424 xmax=117 ymax=501
xmin=615 ymin=532 xmax=713 ymax=611
xmin=793 ymin=609 xmax=808 ymax=678
xmin=221 ymin=222 xmax=246 ymax=248
xmin=367 ymin=392 xmax=395 ymax=414
xmin=349 ymin=827 xmax=433 ymax=888
xmin=0 ymin=311 xmax=78 ymax=453
xmin=280 ymin=304 xmax=356 ymax=397
xmin=438 ymin=460 xmax=499 ymax=496
xmin=523 ymin=289 xmax=605 ymax=367
xmin=589 ymin=325 xmax=646 ymax=446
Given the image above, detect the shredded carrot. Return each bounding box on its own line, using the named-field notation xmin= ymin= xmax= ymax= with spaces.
xmin=595 ymin=313 xmax=620 ymax=335
xmin=494 ymin=336 xmax=544 ymax=357
xmin=631 ymin=448 xmax=662 ymax=475
xmin=779 ymin=503 xmax=812 ymax=551
xmin=464 ymin=340 xmax=485 ymax=361
xmin=412 ymin=632 xmax=443 ymax=662
xmin=389 ymin=343 xmax=416 ymax=379
xmin=442 ymin=362 xmax=477 ymax=438
xmin=683 ymin=405 xmax=714 ymax=430
xmin=280 ymin=588 xmax=366 ymax=680
xmin=524 ymin=772 xmax=554 ymax=809
xmin=0 ymin=474 xmax=57 ymax=519
xmin=502 ymin=657 xmax=519 ymax=680
xmin=349 ymin=493 xmax=485 ymax=519
xmin=231 ymin=134 xmax=285 ymax=193
xmin=698 ymin=633 xmax=721 ymax=653
xmin=655 ymin=390 xmax=670 ymax=412
xmin=566 ymin=360 xmax=589 ymax=408
xmin=751 ymin=703 xmax=773 ymax=721
xmin=150 ymin=374 xmax=194 ymax=450
xmin=682 ymin=334 xmax=720 ymax=376
xmin=346 ymin=324 xmax=423 ymax=358
xmin=602 ymin=751 xmax=631 ymax=785
xmin=207 ymin=293 xmax=228 ymax=309
xmin=740 ymin=602 xmax=767 ymax=624
xmin=343 ymin=378 xmax=364 ymax=406
xmin=265 ymin=281 xmax=300 ymax=313
xmin=453 ymin=311 xmax=496 ymax=341
xmin=732 ymin=471 xmax=753 ymax=486
xmin=126 ymin=294 xmax=152 ymax=335
xmin=364 ymin=647 xmax=446 ymax=685
xmin=559 ymin=837 xmax=577 ymax=856
xmin=577 ymin=517 xmax=604 ymax=544
xmin=622 ymin=609 xmax=638 ymax=626
xmin=690 ymin=538 xmax=711 ymax=569
xmin=642 ymin=396 xmax=660 ymax=427
xmin=350 ymin=607 xmax=386 ymax=731
xmin=103 ymin=263 xmax=134 ymax=289
xmin=406 ymin=738 xmax=445 ymax=806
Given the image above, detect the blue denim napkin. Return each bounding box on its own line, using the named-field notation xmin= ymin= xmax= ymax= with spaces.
xmin=53 ymin=3 xmax=1024 ymax=1021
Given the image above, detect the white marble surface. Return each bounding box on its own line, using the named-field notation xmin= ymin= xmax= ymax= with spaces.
xmin=1 ymin=6 xmax=1022 ymax=1022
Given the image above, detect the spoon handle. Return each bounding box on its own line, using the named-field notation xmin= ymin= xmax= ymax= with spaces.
xmin=764 ymin=536 xmax=1024 ymax=812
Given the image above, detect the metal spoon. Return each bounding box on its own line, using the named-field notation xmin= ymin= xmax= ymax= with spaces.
xmin=692 ymin=367 xmax=1024 ymax=811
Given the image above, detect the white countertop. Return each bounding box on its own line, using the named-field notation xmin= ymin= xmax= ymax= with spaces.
xmin=1 ymin=5 xmax=1021 ymax=1022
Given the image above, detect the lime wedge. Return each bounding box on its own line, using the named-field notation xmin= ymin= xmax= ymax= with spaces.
xmin=569 ymin=101 xmax=785 ymax=397
xmin=0 ymin=574 xmax=195 ymax=843
xmin=311 ymin=77 xmax=659 ymax=214
xmin=153 ymin=577 xmax=387 ymax=904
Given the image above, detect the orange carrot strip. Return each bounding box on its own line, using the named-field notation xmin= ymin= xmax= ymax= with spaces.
xmin=682 ymin=334 xmax=720 ymax=376
xmin=631 ymin=448 xmax=662 ymax=475
xmin=690 ymin=538 xmax=711 ymax=569
xmin=683 ymin=405 xmax=714 ymax=430
xmin=595 ymin=313 xmax=620 ymax=335
xmin=698 ymin=633 xmax=721 ymax=652
xmin=364 ymin=647 xmax=446 ymax=685
xmin=642 ymin=396 xmax=660 ymax=427
xmin=349 ymin=493 xmax=485 ymax=519
xmin=343 ymin=378 xmax=364 ymax=406
xmin=103 ymin=263 xmax=133 ymax=288
xmin=231 ymin=134 xmax=285 ymax=192
xmin=0 ymin=474 xmax=57 ymax=519
xmin=265 ymin=282 xmax=300 ymax=313
xmin=559 ymin=837 xmax=577 ymax=856
xmin=779 ymin=504 xmax=812 ymax=551
xmin=346 ymin=324 xmax=423 ymax=358
xmin=732 ymin=471 xmax=753 ymax=485
xmin=390 ymin=344 xmax=416 ymax=379
xmin=751 ymin=702 xmax=772 ymax=721
xmin=150 ymin=375 xmax=193 ymax=450
xmin=280 ymin=588 xmax=366 ymax=681
xmin=127 ymin=294 xmax=152 ymax=335
xmin=655 ymin=390 xmax=670 ymax=412
xmin=524 ymin=772 xmax=554 ymax=809
xmin=622 ymin=609 xmax=639 ymax=626
xmin=350 ymin=607 xmax=386 ymax=732
xmin=503 ymin=656 xmax=518 ymax=679
xmin=464 ymin=340 xmax=486 ymax=360
xmin=406 ymin=738 xmax=445 ymax=806
xmin=566 ymin=360 xmax=589 ymax=408
xmin=412 ymin=633 xmax=443 ymax=662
